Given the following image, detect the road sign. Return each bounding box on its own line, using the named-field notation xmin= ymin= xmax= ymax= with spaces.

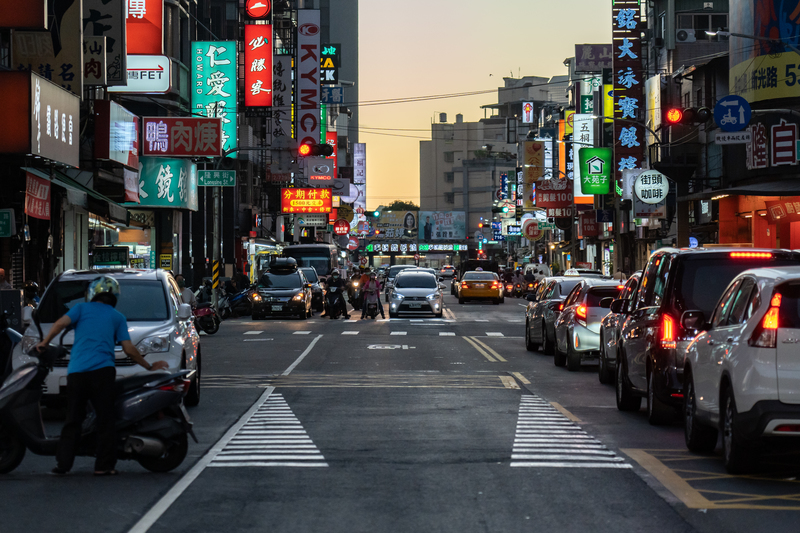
xmin=535 ymin=221 xmax=555 ymax=230
xmin=333 ymin=219 xmax=350 ymax=235
xmin=359 ymin=255 xmax=368 ymax=265
xmin=715 ymin=131 xmax=752 ymax=145
xmin=414 ymin=253 xmax=420 ymax=261
xmin=198 ymin=170 xmax=236 ymax=187
xmin=714 ymin=95 xmax=751 ymax=133
xmin=348 ymin=237 xmax=359 ymax=251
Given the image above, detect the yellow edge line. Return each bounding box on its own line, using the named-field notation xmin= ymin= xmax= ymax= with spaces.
xmin=550 ymin=402 xmax=582 ymax=423
xmin=622 ymin=449 xmax=716 ymax=509
xmin=512 ymin=372 xmax=530 ymax=384
xmin=499 ymin=375 xmax=520 ymax=390
xmin=464 ymin=336 xmax=496 ymax=362
xmin=470 ymin=336 xmax=507 ymax=362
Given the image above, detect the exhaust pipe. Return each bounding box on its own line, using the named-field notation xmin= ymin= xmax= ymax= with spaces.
xmin=125 ymin=435 xmax=166 ymax=457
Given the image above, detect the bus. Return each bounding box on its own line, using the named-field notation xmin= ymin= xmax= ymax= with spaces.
xmin=282 ymin=243 xmax=340 ymax=278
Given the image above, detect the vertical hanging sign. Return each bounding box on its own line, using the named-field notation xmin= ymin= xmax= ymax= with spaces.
xmin=192 ymin=41 xmax=237 ymax=156
xmin=612 ymin=1 xmax=645 ymax=195
xmin=244 ymin=24 xmax=273 ymax=107
xmin=126 ymin=0 xmax=164 ymax=55
xmin=296 ymin=9 xmax=321 ymax=146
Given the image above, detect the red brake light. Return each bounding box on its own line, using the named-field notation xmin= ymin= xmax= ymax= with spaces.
xmin=576 ymin=305 xmax=587 ymax=319
xmin=730 ymin=252 xmax=772 ymax=259
xmin=771 ymin=293 xmax=782 ymax=307
xmin=751 ymin=291 xmax=781 ymax=348
xmin=461 ymin=283 xmax=469 ymax=289
xmin=617 ymin=285 xmax=624 ymax=290
xmin=661 ymin=315 xmax=677 ymax=349
xmin=559 ymin=303 xmax=564 ymax=311
xmin=763 ymin=306 xmax=779 ymax=330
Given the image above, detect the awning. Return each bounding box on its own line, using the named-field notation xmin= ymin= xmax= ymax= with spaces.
xmin=680 ymin=179 xmax=800 ymax=202
xmin=23 ymin=167 xmax=129 ymax=224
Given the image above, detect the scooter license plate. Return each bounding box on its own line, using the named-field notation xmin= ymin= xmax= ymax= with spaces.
xmin=409 ymin=302 xmax=422 ymax=308
xmin=271 ymin=305 xmax=283 ymax=311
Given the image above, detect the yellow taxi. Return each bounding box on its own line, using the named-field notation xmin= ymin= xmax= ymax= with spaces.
xmin=457 ymin=271 xmax=503 ymax=305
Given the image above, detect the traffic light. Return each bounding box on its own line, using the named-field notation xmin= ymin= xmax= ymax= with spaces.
xmin=478 ymin=222 xmax=484 ymax=228
xmin=298 ymin=143 xmax=334 ymax=156
xmin=373 ymin=210 xmax=380 ymax=218
xmin=663 ymin=107 xmax=712 ymax=125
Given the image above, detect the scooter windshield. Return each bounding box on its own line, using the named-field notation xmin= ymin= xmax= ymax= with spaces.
xmin=0 ymin=364 xmax=38 ymax=410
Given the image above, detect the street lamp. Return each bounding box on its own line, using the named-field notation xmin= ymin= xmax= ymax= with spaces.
xmin=706 ymin=30 xmax=800 ymax=55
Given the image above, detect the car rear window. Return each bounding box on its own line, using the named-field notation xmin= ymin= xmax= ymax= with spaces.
xmin=300 ymin=269 xmax=318 ymax=282
xmin=463 ymin=273 xmax=496 ymax=281
xmin=558 ymin=280 xmax=581 ymax=296
xmin=259 ymin=272 xmax=302 ymax=289
xmin=388 ymin=266 xmax=414 ymax=278
xmin=674 ymin=255 xmax=800 ymax=317
xmin=38 ymin=279 xmax=169 ymax=322
xmin=586 ymin=287 xmax=621 ymax=306
xmin=395 ymin=274 xmax=437 ymax=289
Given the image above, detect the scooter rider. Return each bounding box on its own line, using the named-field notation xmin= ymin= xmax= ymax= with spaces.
xmin=361 ymin=271 xmax=385 ymax=319
xmin=524 ymin=269 xmax=535 ymax=284
xmin=325 ymin=270 xmax=351 ymax=319
xmin=35 ymin=276 xmax=169 ymax=476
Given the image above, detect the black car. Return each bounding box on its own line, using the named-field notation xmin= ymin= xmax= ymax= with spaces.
xmin=614 ymin=247 xmax=800 ymax=425
xmin=251 ymin=259 xmax=313 ymax=320
xmin=299 ymin=267 xmax=324 ymax=312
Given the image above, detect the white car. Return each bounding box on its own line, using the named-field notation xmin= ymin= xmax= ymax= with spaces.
xmin=12 ymin=269 xmax=202 ymax=406
xmin=388 ymin=271 xmax=444 ymax=318
xmin=683 ymin=266 xmax=800 ymax=473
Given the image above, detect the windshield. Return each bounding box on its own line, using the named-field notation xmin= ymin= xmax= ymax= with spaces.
xmin=259 ymin=273 xmax=303 ymax=289
xmin=38 ymin=279 xmax=170 ymax=322
xmin=464 ymin=273 xmax=497 ymax=281
xmin=395 ymin=274 xmax=437 ymax=289
xmin=586 ymin=287 xmax=622 ymax=306
xmin=299 ymin=269 xmax=319 ymax=282
xmin=388 ymin=266 xmax=414 ymax=278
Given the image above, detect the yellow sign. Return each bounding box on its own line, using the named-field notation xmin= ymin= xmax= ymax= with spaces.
xmin=731 ymin=53 xmax=800 ymax=103
xmin=159 ymin=254 xmax=172 ymax=270
xmin=523 ymin=141 xmax=544 ymax=184
xmin=565 ymin=110 xmax=575 ymax=135
xmin=603 ymin=84 xmax=614 ymax=124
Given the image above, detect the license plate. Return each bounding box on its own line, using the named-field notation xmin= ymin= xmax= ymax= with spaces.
xmin=271 ymin=305 xmax=283 ymax=311
xmin=409 ymin=302 xmax=422 ymax=308
xmin=475 ymin=284 xmax=485 ymax=288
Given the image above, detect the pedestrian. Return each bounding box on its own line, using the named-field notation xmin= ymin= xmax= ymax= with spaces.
xmin=0 ymin=268 xmax=11 ymax=289
xmin=612 ymin=268 xmax=627 ymax=281
xmin=175 ymin=274 xmax=197 ymax=308
xmin=36 ymin=276 xmax=168 ymax=476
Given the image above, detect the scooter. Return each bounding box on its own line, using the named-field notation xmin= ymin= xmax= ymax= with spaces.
xmin=325 ymin=287 xmax=345 ymax=320
xmin=513 ymin=282 xmax=524 ymax=298
xmin=524 ymin=281 xmax=537 ymax=297
xmin=218 ymin=287 xmax=253 ymax=319
xmin=503 ymin=283 xmax=514 ymax=298
xmin=363 ymin=287 xmax=380 ymax=319
xmin=0 ymin=325 xmax=197 ymax=474
xmin=193 ymin=304 xmax=220 ymax=334
xmin=348 ymin=280 xmax=362 ymax=311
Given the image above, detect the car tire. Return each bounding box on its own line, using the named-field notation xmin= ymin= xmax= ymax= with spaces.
xmin=647 ymin=367 xmax=673 ymax=425
xmin=493 ymin=298 xmax=500 ymax=305
xmin=684 ymin=371 xmax=718 ymax=453
xmin=184 ymin=350 xmax=201 ymax=407
xmin=458 ymin=297 xmax=465 ymax=304
xmin=616 ymin=356 xmax=642 ymax=412
xmin=389 ymin=311 xmax=398 ymax=319
xmin=500 ymin=297 xmax=505 ymax=304
xmin=598 ymin=334 xmax=613 ymax=384
xmin=566 ymin=337 xmax=581 ymax=371
xmin=542 ymin=324 xmax=554 ymax=355
xmin=553 ymin=338 xmax=567 ymax=367
xmin=525 ymin=320 xmax=539 ymax=352
xmin=722 ymin=387 xmax=757 ymax=474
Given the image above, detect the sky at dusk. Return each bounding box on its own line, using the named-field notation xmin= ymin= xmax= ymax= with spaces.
xmin=359 ymin=0 xmax=613 ymax=209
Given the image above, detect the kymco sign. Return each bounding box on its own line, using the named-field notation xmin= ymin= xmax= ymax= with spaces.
xmin=296 ymin=10 xmax=321 ymax=146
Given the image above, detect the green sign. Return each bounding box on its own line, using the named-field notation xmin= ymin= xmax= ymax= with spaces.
xmin=536 ymin=221 xmax=555 ymax=230
xmin=366 ymin=244 xmax=374 ymax=252
xmin=131 ymin=157 xmax=199 ymax=211
xmin=93 ymin=246 xmax=129 ymax=266
xmin=578 ymin=147 xmax=613 ymax=195
xmin=580 ymin=94 xmax=594 ymax=114
xmin=192 ymin=41 xmax=237 ymax=157
xmin=320 ymin=104 xmax=327 ymax=142
xmin=0 ymin=209 xmax=14 ymax=238
xmin=198 ymin=170 xmax=236 ymax=187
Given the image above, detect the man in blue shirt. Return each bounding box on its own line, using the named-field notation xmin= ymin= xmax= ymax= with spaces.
xmin=36 ymin=276 xmax=168 ymax=476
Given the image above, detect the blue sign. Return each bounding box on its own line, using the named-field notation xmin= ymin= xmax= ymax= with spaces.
xmin=689 ymin=236 xmax=698 ymax=249
xmin=714 ymin=95 xmax=751 ymax=133
xmin=596 ymin=209 xmax=614 ymax=223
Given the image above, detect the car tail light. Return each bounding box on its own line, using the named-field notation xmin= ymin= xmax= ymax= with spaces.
xmin=750 ymin=292 xmax=781 ymax=348
xmin=774 ymin=424 xmax=800 ymax=432
xmin=730 ymin=252 xmax=772 ymax=259
xmin=617 ymin=285 xmax=624 ymax=290
xmin=461 ymin=283 xmax=469 ymax=289
xmin=159 ymin=378 xmax=191 ymax=395
xmin=661 ymin=314 xmax=677 ymax=349
xmin=491 ymin=282 xmax=500 ymax=289
xmin=576 ymin=305 xmax=587 ymax=326
xmin=559 ymin=303 xmax=564 ymax=311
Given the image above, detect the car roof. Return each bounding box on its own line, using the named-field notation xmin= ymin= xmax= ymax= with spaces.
xmin=57 ymin=269 xmax=164 ymax=281
xmin=737 ymin=265 xmax=800 ymax=280
xmin=582 ymin=278 xmax=625 ymax=288
xmin=654 ymin=246 xmax=796 ymax=255
xmin=397 ymin=268 xmax=435 ymax=276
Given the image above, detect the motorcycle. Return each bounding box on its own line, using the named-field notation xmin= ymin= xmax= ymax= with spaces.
xmin=0 ymin=324 xmax=197 ymax=474
xmin=363 ymin=286 xmax=380 ymax=319
xmin=348 ymin=279 xmax=362 ymax=311
xmin=513 ymin=282 xmax=524 ymax=298
xmin=193 ymin=304 xmax=220 ymax=334
xmin=325 ymin=286 xmax=345 ymax=320
xmin=503 ymin=283 xmax=514 ymax=298
xmin=524 ymin=281 xmax=537 ymax=297
xmin=218 ymin=287 xmax=253 ymax=319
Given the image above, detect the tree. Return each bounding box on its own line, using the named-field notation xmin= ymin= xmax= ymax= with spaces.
xmin=384 ymin=200 xmax=420 ymax=211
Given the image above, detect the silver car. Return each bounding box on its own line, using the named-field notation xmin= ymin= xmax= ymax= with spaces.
xmin=12 ymin=269 xmax=202 ymax=406
xmin=388 ymin=271 xmax=444 ymax=318
xmin=524 ymin=277 xmax=583 ymax=355
xmin=383 ymin=265 xmax=417 ymax=302
xmin=598 ymin=272 xmax=641 ymax=384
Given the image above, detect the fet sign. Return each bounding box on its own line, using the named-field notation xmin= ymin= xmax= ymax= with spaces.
xmin=141 ymin=117 xmax=222 ymax=157
xmin=333 ymin=219 xmax=350 ymax=236
xmin=296 ymin=10 xmax=321 ymax=146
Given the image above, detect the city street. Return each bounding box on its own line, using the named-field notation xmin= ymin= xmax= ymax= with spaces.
xmin=2 ymin=284 xmax=800 ymax=533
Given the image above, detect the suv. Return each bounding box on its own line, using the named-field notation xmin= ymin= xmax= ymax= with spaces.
xmin=13 ymin=269 xmax=201 ymax=406
xmin=251 ymin=258 xmax=313 ymax=319
xmin=614 ymin=248 xmax=800 ymax=424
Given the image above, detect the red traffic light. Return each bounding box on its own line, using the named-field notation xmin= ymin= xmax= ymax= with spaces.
xmin=298 ymin=144 xmax=312 ymax=156
xmin=298 ymin=143 xmax=333 ymax=157
xmin=665 ymin=108 xmax=683 ymax=124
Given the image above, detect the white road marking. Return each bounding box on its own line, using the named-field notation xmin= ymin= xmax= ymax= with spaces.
xmin=243 ymin=339 xmax=273 ymax=342
xmin=475 ymin=319 xmax=490 ymax=322
xmin=244 ymin=331 xmax=263 ymax=335
xmin=439 ymin=332 xmax=456 ymax=336
xmin=293 ymin=331 xmax=312 ymax=335
xmin=486 ymin=332 xmax=504 ymax=337
xmin=390 ymin=331 xmax=407 ymax=336
xmin=341 ymin=331 xmax=359 ymax=335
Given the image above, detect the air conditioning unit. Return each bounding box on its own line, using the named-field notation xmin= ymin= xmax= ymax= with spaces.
xmin=676 ymin=29 xmax=696 ymax=43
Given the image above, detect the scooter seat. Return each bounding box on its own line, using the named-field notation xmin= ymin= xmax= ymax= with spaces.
xmin=195 ymin=302 xmax=212 ymax=309
xmin=115 ymin=373 xmax=167 ymax=395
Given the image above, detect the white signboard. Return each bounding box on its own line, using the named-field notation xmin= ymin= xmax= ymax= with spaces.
xmin=298 ymin=213 xmax=328 ymax=227
xmin=634 ymin=170 xmax=669 ymax=205
xmin=715 ymin=131 xmax=753 ymax=145
xmin=108 ymin=55 xmax=171 ymax=93
xmin=534 ymin=137 xmax=554 ymax=180
xmin=572 ymin=114 xmax=594 ymax=200
xmin=353 ymin=142 xmax=367 ymax=213
xmin=83 ymin=0 xmax=127 ymax=85
xmin=296 ymin=10 xmax=321 ymax=146
xmin=621 ymin=168 xmax=644 ymax=201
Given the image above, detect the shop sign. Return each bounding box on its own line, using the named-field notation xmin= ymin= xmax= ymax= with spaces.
xmin=578 ymin=147 xmax=612 ymax=195
xmin=159 ymin=254 xmax=172 ymax=270
xmin=108 ymin=54 xmax=170 ymax=93
xmin=83 ymin=0 xmax=127 ymax=85
xmin=281 ymin=188 xmax=332 ymax=214
xmin=419 ymin=211 xmax=466 ymax=241
xmin=505 ymin=225 xmax=521 ymax=236
xmin=93 ymin=246 xmax=129 ymax=266
xmin=522 ymin=102 xmax=535 ymax=124
xmin=333 ymin=219 xmax=350 ymax=235
xmin=126 ymin=0 xmax=163 ymax=55
xmin=746 ymin=119 xmax=800 ymax=170
xmin=523 ymin=223 xmax=543 ymax=241
xmin=547 ymin=206 xmax=574 ymax=218
xmin=192 ymin=41 xmax=237 ymax=155
xmin=353 ymin=143 xmax=367 ymax=213
xmin=124 ymin=169 xmax=140 ymax=203
xmin=83 ymin=37 xmax=107 ymax=85
xmin=418 ymin=244 xmax=466 ymax=252
xmin=633 ymin=170 xmax=668 ymax=204
xmin=765 ymin=197 xmax=800 ymax=224
xmin=0 ymin=0 xmax=47 ymax=29
xmin=130 ymin=257 xmax=146 ymax=268
xmin=129 ymin=209 xmax=155 ymax=227
xmin=25 ymin=172 xmax=51 ymax=220
xmin=244 ymin=25 xmax=273 ymax=107
xmin=535 ymin=178 xmax=572 ymax=208
xmin=296 ymin=10 xmax=321 ymax=146
xmin=198 ymin=170 xmax=236 ymax=187
xmin=522 ymin=141 xmax=544 ymax=210
xmin=536 ymin=128 xmax=556 ymax=179
xmin=141 ymin=117 xmax=222 ymax=157
xmin=633 ymin=197 xmax=665 ymax=218
xmin=297 ymin=214 xmax=328 ymax=227
xmin=596 ymin=210 xmax=614 ymax=223
xmin=370 ymin=211 xmax=418 ymax=240
xmin=321 ymin=86 xmax=344 ymax=104
xmin=94 ymin=100 xmax=139 ymax=168
xmin=572 ymin=114 xmax=594 ymax=200
xmin=0 ymin=209 xmax=16 ymax=238
xmin=245 ymin=0 xmax=271 ymax=19
xmin=574 ymin=44 xmax=613 ymax=73
xmin=321 ymin=43 xmax=340 ymax=84
xmin=136 ymin=157 xmax=199 ymax=211
xmin=580 ymin=212 xmax=599 ymax=237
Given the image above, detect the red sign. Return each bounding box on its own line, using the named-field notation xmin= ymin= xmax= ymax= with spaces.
xmin=580 ymin=212 xmax=599 ymax=237
xmin=576 ymin=262 xmax=592 ymax=269
xmin=141 ymin=117 xmax=222 ymax=157
xmin=326 ymin=131 xmax=338 ymax=175
xmin=523 ymin=222 xmax=542 ymax=241
xmin=414 ymin=253 xmax=420 ymax=260
xmin=547 ymin=206 xmax=574 ymax=218
xmin=245 ymin=0 xmax=271 ymax=18
xmin=765 ymin=197 xmax=800 ymax=224
xmin=244 ymin=24 xmax=273 ymax=107
xmin=536 ymin=178 xmax=573 ymax=208
xmin=347 ymin=237 xmax=359 ymax=251
xmin=126 ymin=0 xmax=164 ymax=55
xmin=25 ymin=172 xmax=50 ymax=220
xmin=281 ymin=188 xmax=332 ymax=214
xmin=333 ymin=219 xmax=350 ymax=235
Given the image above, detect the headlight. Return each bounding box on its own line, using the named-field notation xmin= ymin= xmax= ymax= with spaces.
xmin=393 ymin=292 xmax=404 ymax=300
xmin=251 ymin=293 xmax=262 ymax=302
xmin=426 ymin=293 xmax=438 ymax=301
xmin=136 ymin=336 xmax=170 ymax=354
xmin=353 ymin=282 xmax=359 ymax=287
xmin=293 ymin=293 xmax=305 ymax=301
xmin=21 ymin=334 xmax=40 ymax=355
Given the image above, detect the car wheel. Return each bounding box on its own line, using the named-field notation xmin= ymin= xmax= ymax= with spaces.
xmin=722 ymin=387 xmax=757 ymax=474
xmin=616 ymin=356 xmax=642 ymax=412
xmin=525 ymin=320 xmax=538 ymax=352
xmin=458 ymin=297 xmax=464 ymax=304
xmin=566 ymin=337 xmax=581 ymax=371
xmin=492 ymin=298 xmax=500 ymax=305
xmin=542 ymin=324 xmax=554 ymax=355
xmin=598 ymin=334 xmax=613 ymax=384
xmin=684 ymin=371 xmax=718 ymax=453
xmin=500 ymin=297 xmax=505 ymax=304
xmin=553 ymin=336 xmax=567 ymax=367
xmin=647 ymin=367 xmax=673 ymax=425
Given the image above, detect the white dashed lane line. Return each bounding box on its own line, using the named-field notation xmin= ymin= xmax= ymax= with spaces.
xmin=244 ymin=331 xmax=263 ymax=335
xmin=341 ymin=331 xmax=359 ymax=335
xmin=486 ymin=332 xmax=504 ymax=337
xmin=390 ymin=331 xmax=407 ymax=336
xmin=439 ymin=332 xmax=456 ymax=336
xmin=293 ymin=331 xmax=312 ymax=335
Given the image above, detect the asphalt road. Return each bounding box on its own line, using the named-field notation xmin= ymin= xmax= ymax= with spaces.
xmin=3 ymin=283 xmax=800 ymax=532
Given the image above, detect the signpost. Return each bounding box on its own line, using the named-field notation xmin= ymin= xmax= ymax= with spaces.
xmin=714 ymin=95 xmax=752 ymax=133
xmin=198 ymin=170 xmax=236 ymax=187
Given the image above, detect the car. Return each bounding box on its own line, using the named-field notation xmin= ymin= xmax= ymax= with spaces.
xmin=553 ymin=278 xmax=624 ymax=370
xmin=440 ymin=265 xmax=456 ymax=278
xmin=614 ymin=247 xmax=800 ymax=425
xmin=564 ymin=268 xmax=606 ymax=278
xmin=299 ymin=266 xmax=324 ymax=312
xmin=251 ymin=258 xmax=313 ymax=320
xmin=682 ymin=266 xmax=800 ymax=473
xmin=383 ymin=265 xmax=417 ymax=302
xmin=388 ymin=271 xmax=444 ymax=318
xmin=524 ymin=276 xmax=583 ymax=355
xmin=13 ymin=269 xmax=202 ymax=406
xmin=457 ymin=271 xmax=503 ymax=304
xmin=598 ymin=272 xmax=642 ymax=384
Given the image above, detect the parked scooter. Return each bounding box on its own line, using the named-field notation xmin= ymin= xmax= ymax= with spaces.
xmin=218 ymin=287 xmax=253 ymax=319
xmin=193 ymin=304 xmax=220 ymax=334
xmin=0 ymin=325 xmax=197 ymax=474
xmin=325 ymin=286 xmax=345 ymax=320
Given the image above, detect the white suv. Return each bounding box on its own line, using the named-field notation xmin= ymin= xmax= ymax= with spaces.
xmin=12 ymin=269 xmax=202 ymax=406
xmin=683 ymin=266 xmax=800 ymax=473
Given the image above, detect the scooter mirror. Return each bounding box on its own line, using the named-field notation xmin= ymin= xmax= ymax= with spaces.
xmin=21 ymin=306 xmax=32 ymax=327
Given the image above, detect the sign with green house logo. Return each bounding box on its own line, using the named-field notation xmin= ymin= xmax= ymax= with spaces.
xmin=578 ymin=147 xmax=613 ymax=195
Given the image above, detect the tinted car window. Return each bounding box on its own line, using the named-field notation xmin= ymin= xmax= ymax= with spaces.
xmin=727 ymin=278 xmax=756 ymax=325
xmin=711 ymin=280 xmax=740 ymax=328
xmin=778 ymin=283 xmax=800 ymax=329
xmin=395 ymin=274 xmax=437 ymax=289
xmin=299 ymin=268 xmax=319 ymax=283
xmin=463 ymin=273 xmax=496 ymax=281
xmin=586 ymin=287 xmax=622 ymax=306
xmin=564 ymin=284 xmax=583 ymax=306
xmin=259 ymin=272 xmax=302 ymax=289
xmin=388 ymin=266 xmax=414 ymax=278
xmin=38 ymin=279 xmax=170 ymax=322
xmin=558 ymin=280 xmax=581 ymax=297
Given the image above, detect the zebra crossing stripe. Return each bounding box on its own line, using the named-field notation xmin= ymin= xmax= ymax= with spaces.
xmin=511 ymin=395 xmax=631 ymax=469
xmin=209 ymin=394 xmax=327 ymax=468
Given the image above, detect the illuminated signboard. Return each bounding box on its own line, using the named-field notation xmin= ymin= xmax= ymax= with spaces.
xmin=126 ymin=0 xmax=164 ymax=55
xmin=296 ymin=10 xmax=321 ymax=145
xmin=321 ymin=43 xmax=340 ymax=84
xmin=281 ymin=188 xmax=332 ymax=214
xmin=244 ymin=24 xmax=273 ymax=107
xmin=141 ymin=117 xmax=222 ymax=157
xmin=107 ymin=54 xmax=171 ymax=93
xmin=192 ymin=41 xmax=237 ymax=155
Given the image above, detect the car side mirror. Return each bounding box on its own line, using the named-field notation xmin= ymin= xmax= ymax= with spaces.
xmin=599 ymin=297 xmax=613 ymax=309
xmin=526 ymin=294 xmax=537 ymax=302
xmin=177 ymin=303 xmax=192 ymax=321
xmin=609 ymin=298 xmax=628 ymax=314
xmin=21 ymin=306 xmax=33 ymax=327
xmin=681 ymin=310 xmax=708 ymax=331
xmin=438 ymin=276 xmax=444 ymax=282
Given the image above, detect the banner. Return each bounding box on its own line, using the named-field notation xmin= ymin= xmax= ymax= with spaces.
xmin=141 ymin=117 xmax=222 ymax=157
xmin=296 ymin=10 xmax=321 ymax=146
xmin=192 ymin=41 xmax=237 ymax=155
xmin=535 ymin=178 xmax=573 ymax=209
xmin=371 ymin=211 xmax=418 ymax=240
xmin=25 ymin=172 xmax=50 ymax=220
xmin=580 ymin=212 xmax=599 ymax=237
xmin=353 ymin=143 xmax=367 ymax=213
xmin=244 ymin=25 xmax=273 ymax=107
xmin=419 ymin=211 xmax=466 ymax=241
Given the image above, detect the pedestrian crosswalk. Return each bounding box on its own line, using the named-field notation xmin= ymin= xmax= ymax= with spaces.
xmin=209 ymin=394 xmax=327 ymax=468
xmin=510 ymin=395 xmax=631 ymax=469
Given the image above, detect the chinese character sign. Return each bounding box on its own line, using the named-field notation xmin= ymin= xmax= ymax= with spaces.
xmin=297 ymin=10 xmax=321 ymax=146
xmin=578 ymin=147 xmax=612 ymax=195
xmin=281 ymin=188 xmax=333 ymax=214
xmin=244 ymin=25 xmax=273 ymax=107
xmin=522 ymin=141 xmax=544 ymax=210
xmin=83 ymin=0 xmax=127 ymax=85
xmin=83 ymin=36 xmax=107 ymax=85
xmin=141 ymin=117 xmax=222 ymax=157
xmin=353 ymin=142 xmax=367 ymax=213
xmin=535 ymin=178 xmax=573 ymax=209
xmin=321 ymin=43 xmax=340 ymax=84
xmin=136 ymin=157 xmax=198 ymax=211
xmin=126 ymin=0 xmax=163 ymax=55
xmin=192 ymin=41 xmax=237 ymax=155
xmin=25 ymin=172 xmax=51 ymax=220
